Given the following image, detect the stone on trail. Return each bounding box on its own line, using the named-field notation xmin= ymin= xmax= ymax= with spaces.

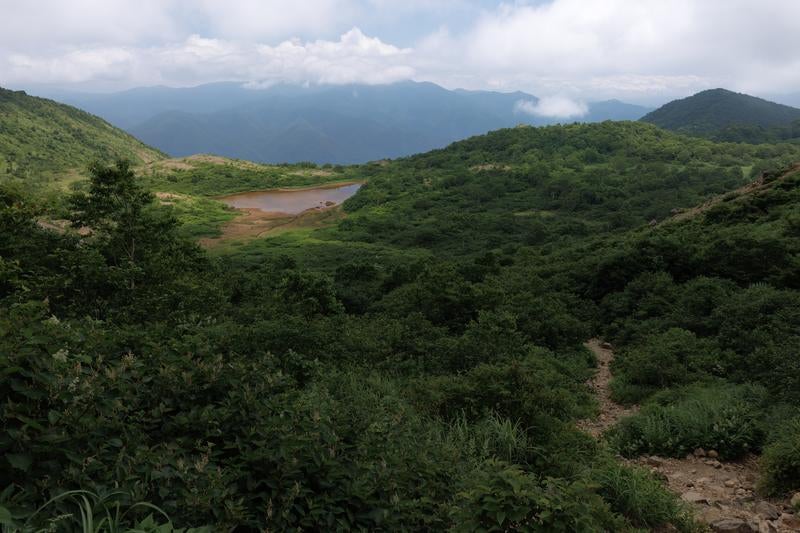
xmin=754 ymin=501 xmax=780 ymax=521
xmin=682 ymin=491 xmax=710 ymax=504
xmin=710 ymin=518 xmax=758 ymax=532
xmin=694 ymin=447 xmax=707 ymax=457
xmin=791 ymin=492 xmax=800 ymax=509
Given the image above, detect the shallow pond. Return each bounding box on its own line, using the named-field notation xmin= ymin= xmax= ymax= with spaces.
xmin=218 ymin=183 xmax=362 ymax=215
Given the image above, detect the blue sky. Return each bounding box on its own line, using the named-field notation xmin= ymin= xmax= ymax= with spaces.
xmin=1 ymin=0 xmax=799 ymax=106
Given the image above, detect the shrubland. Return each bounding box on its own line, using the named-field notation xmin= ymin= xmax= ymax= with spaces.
xmin=4 ymin=121 xmax=800 ymax=529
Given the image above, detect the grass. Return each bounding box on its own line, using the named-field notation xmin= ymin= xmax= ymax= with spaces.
xmin=759 ymin=415 xmax=800 ymax=496
xmin=2 ymin=489 xmax=208 ymax=533
xmin=138 ymin=161 xmax=363 ymax=197
xmin=591 ymin=459 xmax=699 ymax=532
xmin=607 ymin=382 xmax=766 ymax=460
xmin=158 ymin=193 xmax=237 ymax=239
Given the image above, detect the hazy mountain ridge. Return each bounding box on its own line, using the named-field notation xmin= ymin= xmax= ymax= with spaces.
xmin=37 ymin=81 xmax=652 ymax=164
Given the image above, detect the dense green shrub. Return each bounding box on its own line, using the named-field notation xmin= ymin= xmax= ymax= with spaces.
xmin=591 ymin=460 xmax=696 ymax=532
xmin=608 ymin=384 xmax=766 ymax=459
xmin=449 ymin=460 xmax=623 ymax=532
xmin=759 ymin=417 xmax=800 ymax=496
xmin=611 ymin=328 xmax=724 ymax=403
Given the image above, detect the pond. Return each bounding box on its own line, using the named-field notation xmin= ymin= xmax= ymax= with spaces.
xmin=218 ymin=182 xmax=362 ymax=215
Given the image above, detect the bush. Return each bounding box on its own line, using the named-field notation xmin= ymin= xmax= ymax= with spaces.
xmin=611 ymin=328 xmax=724 ymax=402
xmin=449 ymin=459 xmax=623 ymax=532
xmin=591 ymin=460 xmax=696 ymax=532
xmin=608 ymin=383 xmax=766 ymax=460
xmin=760 ymin=417 xmax=800 ymax=496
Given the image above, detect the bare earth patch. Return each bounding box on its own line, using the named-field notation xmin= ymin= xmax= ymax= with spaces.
xmin=576 ymin=338 xmax=639 ymax=437
xmin=199 ymin=205 xmax=346 ymax=247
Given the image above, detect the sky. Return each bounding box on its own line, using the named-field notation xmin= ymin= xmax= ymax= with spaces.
xmin=1 ymin=0 xmax=799 ymax=106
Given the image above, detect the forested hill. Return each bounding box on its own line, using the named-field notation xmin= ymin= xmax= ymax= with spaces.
xmin=333 ymin=121 xmax=800 ymax=255
xmin=0 ymin=87 xmax=164 ymax=178
xmin=641 ymin=88 xmax=800 ymax=142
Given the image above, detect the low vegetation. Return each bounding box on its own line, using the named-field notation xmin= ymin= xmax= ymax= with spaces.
xmin=3 ymin=118 xmax=800 ymax=528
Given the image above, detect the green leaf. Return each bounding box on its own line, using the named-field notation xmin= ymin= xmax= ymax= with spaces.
xmin=6 ymin=453 xmax=32 ymax=471
xmin=0 ymin=505 xmax=13 ymax=525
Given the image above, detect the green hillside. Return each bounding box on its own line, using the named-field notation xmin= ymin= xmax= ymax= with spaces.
xmin=0 ymin=87 xmax=164 ymax=178
xmin=3 ymin=120 xmax=800 ymax=530
xmin=641 ymin=88 xmax=800 ymax=139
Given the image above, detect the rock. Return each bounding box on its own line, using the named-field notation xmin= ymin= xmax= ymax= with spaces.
xmin=757 ymin=520 xmax=777 ymax=533
xmin=725 ymin=479 xmax=737 ymax=488
xmin=601 ymin=341 xmax=613 ymax=350
xmin=791 ymin=492 xmax=800 ymax=509
xmin=690 ymin=469 xmax=697 ymax=474
xmin=705 ymin=459 xmax=723 ymax=469
xmin=698 ymin=477 xmax=712 ymax=484
xmin=682 ymin=491 xmax=710 ymax=504
xmin=686 ymin=453 xmax=695 ymax=461
xmin=646 ymin=456 xmax=664 ymax=467
xmin=694 ymin=448 xmax=707 ymax=457
xmin=710 ymin=518 xmax=757 ymax=532
xmin=754 ymin=501 xmax=780 ymax=521
xmin=708 ymin=449 xmax=720 ymax=459
xmin=778 ymin=513 xmax=800 ymax=530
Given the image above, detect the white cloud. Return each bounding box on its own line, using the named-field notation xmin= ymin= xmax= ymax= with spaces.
xmin=515 ymin=96 xmax=588 ymax=119
xmin=1 ymin=28 xmax=414 ymax=88
xmin=2 ymin=0 xmax=800 ymax=102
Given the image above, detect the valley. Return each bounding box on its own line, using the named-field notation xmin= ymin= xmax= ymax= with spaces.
xmin=3 ymin=87 xmax=800 ymax=532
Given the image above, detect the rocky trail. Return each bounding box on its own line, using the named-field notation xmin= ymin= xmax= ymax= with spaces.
xmin=579 ymin=339 xmax=800 ymax=533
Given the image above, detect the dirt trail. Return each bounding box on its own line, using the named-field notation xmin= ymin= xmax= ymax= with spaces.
xmin=576 ymin=338 xmax=638 ymax=437
xmin=579 ymin=339 xmax=800 ymax=532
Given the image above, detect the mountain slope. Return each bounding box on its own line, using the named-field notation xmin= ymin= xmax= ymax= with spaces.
xmin=0 ymin=87 xmax=164 ymax=177
xmin=38 ymin=82 xmax=652 ymax=164
xmin=641 ymin=88 xmax=800 ymax=137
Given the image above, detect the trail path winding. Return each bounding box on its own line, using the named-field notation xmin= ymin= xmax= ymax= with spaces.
xmin=576 ymin=338 xmax=638 ymax=437
xmin=578 ymin=339 xmax=800 ymax=532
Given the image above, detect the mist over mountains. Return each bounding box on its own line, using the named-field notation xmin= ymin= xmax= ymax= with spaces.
xmin=35 ymin=81 xmax=652 ymax=164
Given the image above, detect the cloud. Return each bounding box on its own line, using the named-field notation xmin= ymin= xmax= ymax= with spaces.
xmin=2 ymin=0 xmax=800 ymax=102
xmin=515 ymin=96 xmax=588 ymax=119
xmin=1 ymin=28 xmax=414 ymax=88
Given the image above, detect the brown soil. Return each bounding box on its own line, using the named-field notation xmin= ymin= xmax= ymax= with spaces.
xmin=199 ymin=205 xmax=346 ymax=247
xmin=576 ymin=339 xmax=639 ymax=437
xmin=579 ymin=339 xmax=800 ymax=532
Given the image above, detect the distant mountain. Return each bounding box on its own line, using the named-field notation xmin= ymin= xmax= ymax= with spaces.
xmin=36 ymin=82 xmax=652 ymax=164
xmin=0 ymin=87 xmax=164 ymax=177
xmin=641 ymin=88 xmax=800 ymax=137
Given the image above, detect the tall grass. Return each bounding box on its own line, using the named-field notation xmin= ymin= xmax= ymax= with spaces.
xmin=2 ymin=490 xmax=206 ymax=533
xmin=608 ymin=383 xmax=766 ymax=459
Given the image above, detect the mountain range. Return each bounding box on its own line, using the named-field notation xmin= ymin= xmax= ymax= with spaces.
xmin=34 ymin=81 xmax=652 ymax=164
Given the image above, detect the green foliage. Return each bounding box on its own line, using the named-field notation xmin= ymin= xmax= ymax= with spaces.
xmin=0 ymin=87 xmax=162 ymax=179
xmin=591 ymin=460 xmax=696 ymax=531
xmin=759 ymin=417 xmax=800 ymax=496
xmin=449 ymin=460 xmax=623 ymax=532
xmin=608 ymin=384 xmax=766 ymax=460
xmin=641 ymin=88 xmax=800 ymax=139
xmin=7 ymin=120 xmax=800 ymax=528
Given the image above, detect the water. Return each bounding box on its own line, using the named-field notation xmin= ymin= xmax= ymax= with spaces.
xmin=218 ymin=183 xmax=362 ymax=214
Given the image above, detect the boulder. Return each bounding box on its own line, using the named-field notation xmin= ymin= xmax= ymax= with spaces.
xmin=791 ymin=492 xmax=800 ymax=509
xmin=682 ymin=491 xmax=710 ymax=504
xmin=754 ymin=501 xmax=780 ymax=521
xmin=778 ymin=513 xmax=800 ymax=530
xmin=710 ymin=518 xmax=757 ymax=532
xmin=694 ymin=448 xmax=707 ymax=457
